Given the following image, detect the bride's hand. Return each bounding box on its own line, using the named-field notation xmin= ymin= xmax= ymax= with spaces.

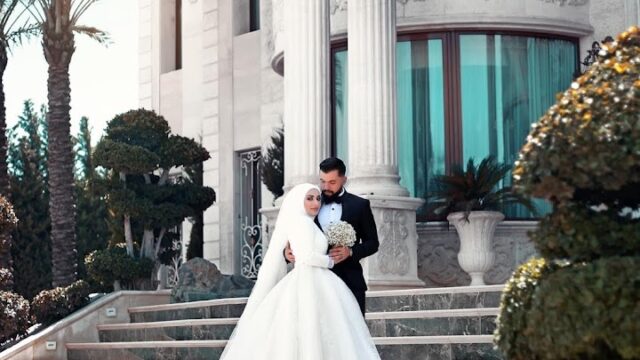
xmin=284 ymin=243 xmax=296 ymax=263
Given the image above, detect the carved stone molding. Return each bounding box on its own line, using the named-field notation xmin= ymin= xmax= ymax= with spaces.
xmin=485 ymin=236 xmax=515 ymax=284
xmin=396 ymin=0 xmax=426 ymax=4
xmin=418 ymin=232 xmax=468 ymax=287
xmin=330 ymin=0 xmax=348 ymax=14
xmin=377 ymin=210 xmax=410 ymax=276
xmin=539 ymin=0 xmax=589 ymax=6
xmin=331 ymin=0 xmax=429 ymax=14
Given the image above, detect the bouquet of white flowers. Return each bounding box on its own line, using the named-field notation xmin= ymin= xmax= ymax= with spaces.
xmin=326 ymin=221 xmax=357 ymax=248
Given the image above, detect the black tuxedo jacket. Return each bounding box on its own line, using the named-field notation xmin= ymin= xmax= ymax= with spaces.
xmin=315 ymin=191 xmax=379 ymax=291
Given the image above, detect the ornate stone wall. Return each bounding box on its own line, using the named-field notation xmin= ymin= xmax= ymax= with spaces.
xmin=417 ymin=221 xmax=538 ymax=287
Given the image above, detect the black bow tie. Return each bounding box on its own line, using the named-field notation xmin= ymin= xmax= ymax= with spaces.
xmin=322 ymin=192 xmax=343 ymax=204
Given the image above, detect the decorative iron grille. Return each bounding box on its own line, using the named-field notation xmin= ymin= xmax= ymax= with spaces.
xmin=239 ymin=150 xmax=263 ymax=279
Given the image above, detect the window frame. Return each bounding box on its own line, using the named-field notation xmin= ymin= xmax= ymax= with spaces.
xmin=330 ymin=30 xmax=580 ymax=221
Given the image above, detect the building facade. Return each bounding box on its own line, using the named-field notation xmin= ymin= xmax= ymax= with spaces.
xmin=138 ymin=0 xmax=639 ymax=287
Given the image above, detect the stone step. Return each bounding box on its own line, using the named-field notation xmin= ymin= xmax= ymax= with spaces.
xmin=100 ymin=308 xmax=498 ymax=342
xmin=67 ymin=335 xmax=501 ymax=360
xmin=368 ymin=308 xmax=498 ymax=338
xmin=66 ymin=340 xmax=225 ymax=360
xmin=376 ymin=335 xmax=502 ymax=360
xmin=128 ymin=285 xmax=504 ymax=323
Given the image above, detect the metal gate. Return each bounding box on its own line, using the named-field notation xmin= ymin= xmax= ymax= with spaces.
xmin=238 ymin=150 xmax=263 ymax=279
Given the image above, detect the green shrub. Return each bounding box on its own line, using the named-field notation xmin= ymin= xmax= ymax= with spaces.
xmin=85 ymin=244 xmax=154 ymax=289
xmin=497 ymin=257 xmax=640 ymax=359
xmin=30 ymin=287 xmax=67 ymax=325
xmin=513 ymin=27 xmax=640 ymax=205
xmin=0 ymin=196 xmax=18 ymax=233
xmin=0 ymin=268 xmax=12 ymax=291
xmin=64 ymin=280 xmax=91 ymax=310
xmin=0 ymin=291 xmax=32 ymax=343
xmin=531 ymin=205 xmax=640 ymax=261
xmin=31 ymin=280 xmax=90 ymax=325
xmin=524 ymin=257 xmax=639 ymax=359
xmin=494 ymin=258 xmax=559 ymax=360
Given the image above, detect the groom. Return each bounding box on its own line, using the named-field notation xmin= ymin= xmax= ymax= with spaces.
xmin=285 ymin=157 xmax=379 ymax=315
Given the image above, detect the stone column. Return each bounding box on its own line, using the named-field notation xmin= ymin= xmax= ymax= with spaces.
xmin=282 ymin=0 xmax=330 ymax=189
xmin=262 ymin=0 xmax=331 ymax=244
xmin=347 ymin=0 xmax=407 ymax=197
xmin=625 ymin=0 xmax=640 ymax=29
xmin=348 ymin=0 xmax=425 ymax=289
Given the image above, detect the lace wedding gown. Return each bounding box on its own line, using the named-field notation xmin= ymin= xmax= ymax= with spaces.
xmin=220 ymin=184 xmax=380 ymax=360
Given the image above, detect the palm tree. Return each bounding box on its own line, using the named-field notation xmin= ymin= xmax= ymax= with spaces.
xmin=26 ymin=0 xmax=107 ymax=287
xmin=0 ymin=0 xmax=38 ymax=274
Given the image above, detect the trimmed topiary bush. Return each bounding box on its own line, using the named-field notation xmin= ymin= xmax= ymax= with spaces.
xmin=513 ymin=27 xmax=640 ymax=205
xmin=85 ymin=244 xmax=154 ymax=290
xmin=530 ymin=205 xmax=640 ymax=261
xmin=31 ymin=280 xmax=90 ymax=325
xmin=494 ymin=258 xmax=560 ymax=360
xmin=94 ymin=109 xmax=215 ymax=261
xmin=501 ymin=257 xmax=640 ymax=359
xmin=0 ymin=290 xmax=32 ymax=343
xmin=496 ymin=27 xmax=640 ymax=360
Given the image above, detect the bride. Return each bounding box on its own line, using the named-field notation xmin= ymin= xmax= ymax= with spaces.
xmin=220 ymin=183 xmax=380 ymax=360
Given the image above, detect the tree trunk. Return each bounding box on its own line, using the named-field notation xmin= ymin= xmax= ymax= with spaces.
xmin=142 ymin=229 xmax=155 ymax=260
xmin=124 ymin=214 xmax=134 ymax=256
xmin=46 ymin=60 xmax=77 ymax=287
xmin=119 ymin=172 xmax=134 ymax=256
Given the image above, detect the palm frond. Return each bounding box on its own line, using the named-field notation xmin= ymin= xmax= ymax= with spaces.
xmin=427 ymin=155 xmax=537 ymax=220
xmin=5 ymin=22 xmax=39 ymax=46
xmin=21 ymin=0 xmax=46 ymax=25
xmin=0 ymin=0 xmax=20 ymax=30
xmin=1 ymin=0 xmax=36 ymax=40
xmin=73 ymin=24 xmax=109 ymax=45
xmin=71 ymin=0 xmax=98 ymax=25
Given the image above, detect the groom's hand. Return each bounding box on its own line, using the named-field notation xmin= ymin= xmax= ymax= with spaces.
xmin=284 ymin=243 xmax=296 ymax=263
xmin=329 ymin=246 xmax=351 ymax=264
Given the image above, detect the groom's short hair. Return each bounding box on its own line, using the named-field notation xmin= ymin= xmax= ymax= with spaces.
xmin=319 ymin=157 xmax=346 ymax=176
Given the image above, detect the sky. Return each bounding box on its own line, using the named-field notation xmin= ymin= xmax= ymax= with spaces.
xmin=4 ymin=0 xmax=139 ymax=144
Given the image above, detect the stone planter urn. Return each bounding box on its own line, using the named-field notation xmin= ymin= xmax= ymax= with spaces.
xmin=447 ymin=210 xmax=504 ymax=286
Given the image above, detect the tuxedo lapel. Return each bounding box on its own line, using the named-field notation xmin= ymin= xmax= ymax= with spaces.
xmin=314 ymin=216 xmax=322 ymax=230
xmin=340 ymin=193 xmax=350 ymax=223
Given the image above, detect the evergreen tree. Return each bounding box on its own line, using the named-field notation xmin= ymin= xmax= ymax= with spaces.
xmin=186 ymin=162 xmax=203 ymax=260
xmin=73 ymin=116 xmax=108 ymax=281
xmin=260 ymin=127 xmax=284 ymax=202
xmin=8 ymin=101 xmax=51 ymax=299
xmin=0 ymin=0 xmax=40 ymax=277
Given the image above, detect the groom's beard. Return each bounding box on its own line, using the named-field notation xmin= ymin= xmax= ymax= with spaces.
xmin=322 ymin=188 xmax=344 ymax=205
xmin=322 ymin=187 xmax=342 ymax=197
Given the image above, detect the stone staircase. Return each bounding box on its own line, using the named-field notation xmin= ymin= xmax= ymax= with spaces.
xmin=66 ymin=285 xmax=504 ymax=360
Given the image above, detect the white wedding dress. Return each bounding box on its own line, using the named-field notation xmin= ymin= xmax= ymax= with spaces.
xmin=220 ymin=184 xmax=380 ymax=360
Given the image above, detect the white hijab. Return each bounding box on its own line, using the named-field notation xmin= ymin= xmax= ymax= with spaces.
xmin=222 ymin=183 xmax=319 ymax=351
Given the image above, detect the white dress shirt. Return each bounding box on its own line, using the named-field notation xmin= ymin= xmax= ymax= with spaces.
xmin=318 ymin=188 xmax=345 ymax=232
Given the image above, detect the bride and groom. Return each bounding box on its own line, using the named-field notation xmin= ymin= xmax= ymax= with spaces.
xmin=221 ymin=157 xmax=382 ymax=359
